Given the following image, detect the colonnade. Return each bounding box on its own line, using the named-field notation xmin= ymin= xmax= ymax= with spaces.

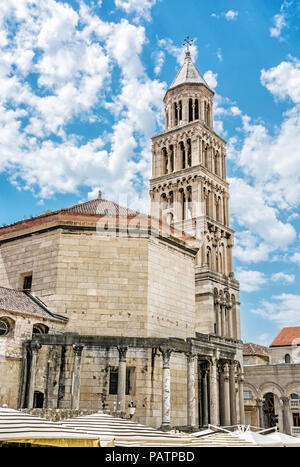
xmin=25 ymin=343 xmax=245 ymax=429
xmin=165 ymin=96 xmax=213 ymax=130
xmin=155 ymin=138 xmax=226 ymax=180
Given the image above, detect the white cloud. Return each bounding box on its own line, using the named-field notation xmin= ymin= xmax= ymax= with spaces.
xmin=203 ymin=70 xmax=218 ymax=90
xmin=270 ymin=13 xmax=287 ymax=39
xmin=158 ymin=38 xmax=198 ymax=66
xmin=230 ymin=178 xmax=296 ymax=262
xmin=114 ymin=0 xmax=157 ymax=21
xmin=257 ymin=333 xmax=272 ymax=347
xmin=251 ymin=294 xmax=300 ymax=327
xmin=235 ymin=267 xmax=267 ymax=292
xmin=291 ymin=252 xmax=300 ymax=265
xmin=217 ymin=48 xmax=223 ymax=62
xmin=224 ymin=10 xmax=239 ymax=21
xmin=271 ymin=272 xmax=295 ymax=283
xmin=0 ymin=0 xmax=166 ymax=211
xmin=269 ymin=0 xmax=292 ymax=40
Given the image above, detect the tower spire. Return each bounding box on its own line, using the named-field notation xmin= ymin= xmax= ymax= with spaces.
xmin=183 ymin=36 xmax=194 ymax=54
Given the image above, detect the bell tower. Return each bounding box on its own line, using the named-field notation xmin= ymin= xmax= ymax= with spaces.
xmin=149 ymin=44 xmax=241 ymax=340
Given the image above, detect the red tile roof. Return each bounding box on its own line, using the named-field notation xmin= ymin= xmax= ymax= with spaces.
xmin=62 ymin=198 xmax=140 ymax=217
xmin=0 ymin=286 xmax=64 ymax=322
xmin=243 ymin=342 xmax=269 ymax=358
xmin=270 ymin=327 xmax=300 ymax=347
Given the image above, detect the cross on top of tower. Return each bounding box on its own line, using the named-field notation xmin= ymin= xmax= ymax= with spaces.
xmin=183 ymin=36 xmax=193 ymax=53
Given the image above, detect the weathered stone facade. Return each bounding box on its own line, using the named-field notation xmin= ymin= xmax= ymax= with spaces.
xmin=0 ymin=52 xmax=244 ymax=430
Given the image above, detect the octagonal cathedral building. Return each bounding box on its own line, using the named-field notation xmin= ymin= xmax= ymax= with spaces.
xmin=0 ymin=51 xmax=244 ymax=430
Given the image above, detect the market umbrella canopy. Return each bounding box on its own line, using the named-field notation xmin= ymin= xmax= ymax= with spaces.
xmin=265 ymin=431 xmax=300 ymax=447
xmin=0 ymin=407 xmax=103 ymax=447
xmin=58 ymin=412 xmax=256 ymax=447
xmin=233 ymin=430 xmax=284 ymax=447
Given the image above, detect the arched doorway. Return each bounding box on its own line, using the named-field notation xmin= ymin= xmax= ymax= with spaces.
xmin=263 ymin=392 xmax=276 ymax=427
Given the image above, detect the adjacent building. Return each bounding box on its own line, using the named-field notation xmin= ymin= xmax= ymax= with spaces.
xmin=243 ymin=327 xmax=300 ymax=436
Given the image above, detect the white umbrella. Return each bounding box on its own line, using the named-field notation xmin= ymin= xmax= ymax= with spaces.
xmin=0 ymin=407 xmax=102 ymax=447
xmin=234 ymin=430 xmax=283 ymax=447
xmin=265 ymin=431 xmax=300 ymax=447
xmin=58 ymin=412 xmax=256 ymax=447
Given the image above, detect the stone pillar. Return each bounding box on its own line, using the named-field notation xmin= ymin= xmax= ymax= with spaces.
xmin=71 ymin=344 xmax=84 ymax=410
xmin=256 ymin=398 xmax=264 ymax=428
xmin=117 ymin=346 xmax=128 ymax=413
xmin=229 ymin=362 xmax=237 ymax=426
xmin=281 ymin=396 xmax=292 ymax=435
xmin=218 ymin=362 xmax=225 ymax=425
xmin=223 ymin=363 xmax=231 ymax=426
xmin=159 ymin=346 xmax=172 ymax=430
xmin=187 ymin=353 xmax=196 ymax=428
xmin=238 ymin=373 xmax=245 ymax=425
xmin=201 ymin=366 xmax=209 ymax=426
xmin=27 ymin=343 xmax=41 ymax=409
xmin=209 ymin=357 xmax=219 ymax=426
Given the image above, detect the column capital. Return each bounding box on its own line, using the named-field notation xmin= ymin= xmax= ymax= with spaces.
xmin=159 ymin=346 xmax=173 ymax=369
xmin=73 ymin=344 xmax=84 ymax=356
xmin=280 ymin=396 xmax=290 ymax=405
xmin=186 ymin=351 xmax=196 ymax=362
xmin=117 ymin=346 xmax=128 ymax=362
xmin=256 ymin=398 xmax=264 ymax=407
xmin=30 ymin=342 xmax=42 ymax=353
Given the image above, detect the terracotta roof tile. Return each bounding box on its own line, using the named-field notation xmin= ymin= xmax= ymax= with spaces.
xmin=62 ymin=198 xmax=140 ymax=217
xmin=243 ymin=342 xmax=269 ymax=357
xmin=270 ymin=327 xmax=300 ymax=347
xmin=0 ymin=286 xmax=63 ymax=322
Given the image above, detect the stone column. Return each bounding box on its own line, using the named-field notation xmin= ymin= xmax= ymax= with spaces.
xmin=229 ymin=362 xmax=237 ymax=426
xmin=71 ymin=344 xmax=84 ymax=410
xmin=223 ymin=363 xmax=231 ymax=426
xmin=281 ymin=396 xmax=292 ymax=435
xmin=159 ymin=346 xmax=172 ymax=430
xmin=218 ymin=362 xmax=225 ymax=425
xmin=27 ymin=343 xmax=41 ymax=409
xmin=201 ymin=366 xmax=209 ymax=426
xmin=187 ymin=353 xmax=196 ymax=428
xmin=238 ymin=373 xmax=245 ymax=425
xmin=209 ymin=357 xmax=219 ymax=426
xmin=117 ymin=346 xmax=128 ymax=413
xmin=256 ymin=398 xmax=264 ymax=428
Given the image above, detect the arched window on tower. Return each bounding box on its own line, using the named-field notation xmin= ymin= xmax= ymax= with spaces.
xmin=215 ymin=151 xmax=219 ymax=176
xmin=187 ymin=187 xmax=192 ymax=219
xmin=180 ymin=142 xmax=186 ymax=169
xmin=181 ymin=190 xmax=186 ymax=220
xmin=187 ymin=139 xmax=192 ymax=167
xmin=179 ymin=101 xmax=182 ymax=122
xmin=189 ymin=98 xmax=193 ymax=122
xmin=207 ymin=247 xmax=212 ymax=269
xmin=174 ymin=102 xmax=178 ymax=126
xmin=195 ymin=99 xmax=199 ymax=120
xmin=169 ymin=145 xmax=174 ymax=172
xmin=162 ymin=147 xmax=168 ymax=174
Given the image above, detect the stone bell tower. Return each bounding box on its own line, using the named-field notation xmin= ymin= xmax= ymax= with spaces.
xmin=149 ymin=45 xmax=241 ymax=342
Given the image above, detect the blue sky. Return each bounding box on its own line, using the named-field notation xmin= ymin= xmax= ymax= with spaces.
xmin=0 ymin=0 xmax=299 ymax=345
